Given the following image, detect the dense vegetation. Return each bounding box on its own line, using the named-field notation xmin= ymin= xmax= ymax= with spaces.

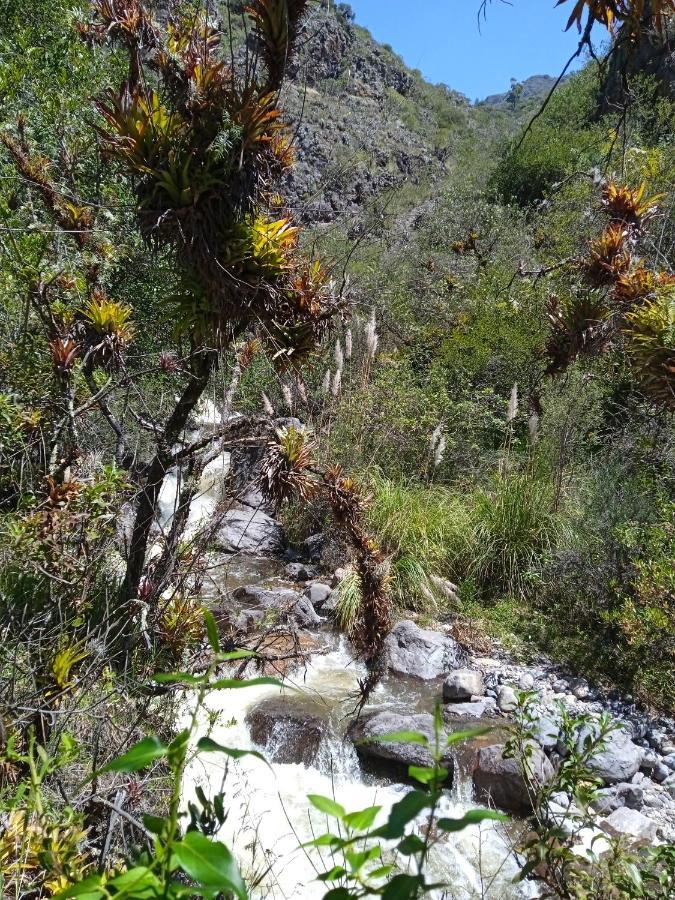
xmin=1 ymin=1 xmax=674 ymax=898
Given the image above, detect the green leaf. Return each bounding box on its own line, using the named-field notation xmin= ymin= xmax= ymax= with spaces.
xmin=142 ymin=814 xmax=168 ymax=835
xmin=107 ymin=867 xmax=163 ymax=897
xmin=321 ymin=890 xmax=352 ymax=900
xmin=397 ymin=833 xmax=426 ymax=856
xmin=445 ymin=726 xmax=492 ymax=746
xmin=343 ymin=805 xmax=380 ymax=831
xmin=153 ymin=672 xmax=206 ymax=685
xmin=214 ymin=650 xmax=257 ymax=662
xmin=408 ymin=765 xmax=447 ymax=785
xmin=302 ymin=833 xmax=343 ymax=848
xmin=53 ymin=876 xmax=105 ymax=899
xmin=208 ymin=676 xmax=285 ymax=690
xmin=317 ymin=866 xmax=347 ymax=882
xmin=437 ymin=809 xmax=508 ymax=832
xmin=369 ymin=865 xmax=395 ymax=879
xmin=196 ymin=736 xmax=269 ymax=767
xmin=308 ymin=794 xmax=346 ymax=819
xmin=382 ymin=873 xmax=424 ymax=900
xmin=171 ymin=831 xmax=247 ymax=900
xmin=203 ymin=610 xmax=220 ymax=654
xmin=345 ymin=846 xmax=380 ymax=872
xmin=372 ymin=791 xmax=431 ymax=839
xmin=364 ymin=730 xmax=429 ymax=747
xmin=95 ymin=736 xmax=167 ymax=775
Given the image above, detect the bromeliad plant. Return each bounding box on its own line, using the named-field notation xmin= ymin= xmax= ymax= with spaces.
xmin=546 ymin=178 xmax=675 ymax=408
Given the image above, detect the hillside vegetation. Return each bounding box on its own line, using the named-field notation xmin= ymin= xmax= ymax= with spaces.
xmin=0 ymin=1 xmax=674 ymax=898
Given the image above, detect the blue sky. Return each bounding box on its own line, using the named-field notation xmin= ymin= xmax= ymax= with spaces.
xmin=349 ymin=0 xmax=590 ymax=101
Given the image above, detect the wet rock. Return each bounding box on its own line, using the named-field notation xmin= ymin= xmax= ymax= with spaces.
xmin=304 ymin=582 xmax=332 ymax=610
xmin=348 ymin=711 xmax=454 ymax=782
xmin=302 ymin=533 xmax=325 ymax=563
xmin=232 ymin=585 xmax=321 ymax=628
xmin=601 ymin=807 xmax=657 ymax=845
xmin=247 ymin=699 xmax=326 ymax=765
xmin=577 ymin=725 xmax=643 ymax=784
xmin=442 ymin=697 xmax=498 ymax=721
xmin=215 ymin=507 xmax=284 ymax=555
xmin=652 ymin=763 xmax=670 ymax=783
xmin=443 ymin=669 xmax=485 ymax=702
xmin=472 ymin=742 xmax=554 ymax=813
xmin=384 ymin=621 xmax=466 ymax=680
xmin=284 ymin=562 xmax=319 ymax=582
xmin=497 ymin=686 xmax=518 ymax=713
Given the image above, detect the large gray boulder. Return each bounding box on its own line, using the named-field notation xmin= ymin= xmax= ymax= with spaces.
xmin=443 ymin=669 xmax=485 ymax=702
xmin=600 ymin=807 xmax=657 ymax=846
xmin=384 ymin=621 xmax=466 ymax=680
xmin=442 ymin=698 xmax=498 ymax=721
xmin=215 ymin=506 xmax=284 ymax=554
xmin=246 ymin=699 xmax=326 ymax=766
xmin=348 ymin=711 xmax=454 ymax=782
xmin=472 ymin=743 xmax=554 ymax=813
xmin=577 ymin=724 xmax=644 ymax=785
xmin=232 ymin=585 xmax=321 ymax=628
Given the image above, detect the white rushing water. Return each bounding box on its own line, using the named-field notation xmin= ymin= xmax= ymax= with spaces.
xmin=182 ymin=638 xmax=536 ymax=900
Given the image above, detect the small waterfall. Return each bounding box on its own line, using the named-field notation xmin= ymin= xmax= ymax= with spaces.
xmin=182 ymin=637 xmax=536 ymax=899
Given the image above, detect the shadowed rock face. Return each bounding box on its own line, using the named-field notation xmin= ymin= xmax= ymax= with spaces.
xmin=472 ymin=742 xmax=554 ymax=814
xmin=384 ymin=620 xmax=467 ymax=680
xmin=246 ymin=698 xmax=327 ymax=766
xmin=347 ymin=710 xmax=454 ymax=784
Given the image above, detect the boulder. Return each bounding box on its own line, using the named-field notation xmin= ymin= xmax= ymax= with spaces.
xmin=284 ymin=562 xmax=319 ymax=582
xmin=472 ymin=743 xmax=554 ymax=813
xmin=348 ymin=711 xmax=454 ymax=782
xmin=443 ymin=669 xmax=485 ymax=702
xmin=442 ymin=697 xmax=498 ymax=721
xmin=601 ymin=807 xmax=657 ymax=845
xmin=577 ymin=724 xmax=643 ymax=784
xmin=232 ymin=585 xmax=322 ymax=628
xmin=246 ymin=699 xmax=326 ymax=765
xmin=532 ymin=713 xmax=560 ymax=750
xmin=384 ymin=621 xmax=466 ymax=680
xmin=215 ymin=507 xmax=283 ymax=555
xmin=497 ymin=686 xmax=518 ymax=713
xmin=304 ymin=582 xmax=332 ymax=610
xmin=592 ymin=783 xmax=645 ymax=815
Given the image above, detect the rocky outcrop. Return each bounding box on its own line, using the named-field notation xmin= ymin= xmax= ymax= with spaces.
xmin=246 ymin=699 xmax=326 ymax=766
xmin=385 ymin=621 xmax=466 ymax=680
xmin=214 ymin=506 xmax=284 ymax=555
xmin=472 ymin=743 xmax=554 ymax=813
xmin=231 ymin=585 xmax=322 ymax=629
xmin=348 ymin=711 xmax=454 ymax=782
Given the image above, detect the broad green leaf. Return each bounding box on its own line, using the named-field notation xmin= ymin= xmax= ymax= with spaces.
xmin=203 ymin=610 xmax=220 ymax=653
xmin=196 ymin=736 xmax=269 ymax=767
xmin=322 ymin=890 xmax=352 ymax=900
xmin=346 ymin=846 xmax=380 ymax=871
xmin=208 ymin=676 xmax=285 ymax=690
xmin=408 ymin=764 xmax=447 ymax=785
xmin=302 ymin=833 xmax=343 ymax=848
xmin=445 ymin=726 xmax=492 ymax=747
xmin=171 ymin=831 xmax=246 ymax=900
xmin=317 ymin=866 xmax=347 ymax=882
xmin=397 ymin=833 xmax=426 ymax=855
xmin=96 ymin=736 xmax=167 ymax=775
xmin=369 ymin=865 xmax=395 ymax=879
xmin=308 ymin=794 xmax=346 ymax=819
xmin=343 ymin=805 xmax=380 ymax=831
xmin=382 ymin=873 xmax=424 ymax=900
xmin=143 ymin=813 xmax=168 ymax=835
xmin=153 ymin=672 xmax=206 ymax=685
xmin=437 ymin=809 xmax=507 ymax=832
xmin=364 ymin=730 xmax=429 ymax=747
xmin=53 ymin=876 xmax=105 ymax=899
xmin=108 ymin=867 xmax=163 ymax=897
xmin=214 ymin=650 xmax=257 ymax=662
xmin=372 ymin=791 xmax=431 ymax=839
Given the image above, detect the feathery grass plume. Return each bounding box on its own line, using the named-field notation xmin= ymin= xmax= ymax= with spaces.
xmin=261 ymin=392 xmax=275 ymax=416
xmin=322 ymin=368 xmax=331 ymax=394
xmin=296 ymin=377 xmax=308 ymax=406
xmin=334 ymin=338 xmax=344 ymax=370
xmin=507 ymin=383 xmax=519 ymax=423
xmin=364 ymin=310 xmax=378 ymax=359
xmin=430 ymin=424 xmax=442 ymax=451
xmin=332 ymin=368 xmax=342 ymax=398
xmin=528 ymin=412 xmax=540 ymax=444
xmin=345 ymin=328 xmax=353 ymax=359
xmin=281 ymin=382 xmax=293 ymax=409
xmin=434 ymin=433 xmax=446 ymax=468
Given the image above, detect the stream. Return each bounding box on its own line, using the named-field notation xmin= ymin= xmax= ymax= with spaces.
xmin=181 ymin=554 xmax=535 ymax=900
